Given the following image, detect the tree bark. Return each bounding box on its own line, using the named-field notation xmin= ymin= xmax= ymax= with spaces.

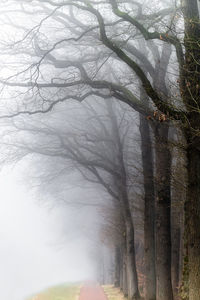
xmin=119 ymin=248 xmax=123 ymax=290
xmin=154 ymin=124 xmax=173 ymax=300
xmin=139 ymin=113 xmax=156 ymax=300
xmin=122 ymin=247 xmax=128 ymax=297
xmin=171 ymin=225 xmax=181 ymax=299
xmin=181 ymin=1 xmax=200 ymax=299
xmin=170 ymin=136 xmax=185 ymax=300
xmin=171 ymin=170 xmax=184 ymax=299
xmin=184 ymin=136 xmax=200 ymax=300
xmin=125 ymin=214 xmax=140 ymax=300
xmin=119 ymin=244 xmax=126 ymax=293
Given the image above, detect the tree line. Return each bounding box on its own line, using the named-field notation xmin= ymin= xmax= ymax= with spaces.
xmin=0 ymin=1 xmax=199 ymax=300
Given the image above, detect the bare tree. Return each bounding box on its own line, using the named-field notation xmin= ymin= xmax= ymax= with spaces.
xmin=0 ymin=98 xmax=144 ymax=299
xmin=0 ymin=1 xmax=200 ymax=299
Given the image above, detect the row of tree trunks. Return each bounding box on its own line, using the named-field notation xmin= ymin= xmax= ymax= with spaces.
xmin=112 ymin=92 xmax=183 ymax=300
xmin=138 ymin=41 xmax=178 ymax=300
xmin=107 ymin=1 xmax=200 ymax=298
xmin=140 ymin=83 xmax=177 ymax=300
xmin=108 ymin=100 xmax=140 ymax=300
xmin=121 ymin=118 xmax=177 ymax=300
xmin=113 ymin=208 xmax=140 ymax=300
xmin=118 ymin=118 xmax=179 ymax=300
xmin=140 ymin=115 xmax=184 ymax=300
xmin=140 ymin=116 xmax=181 ymax=300
xmin=119 ymin=115 xmax=184 ymax=300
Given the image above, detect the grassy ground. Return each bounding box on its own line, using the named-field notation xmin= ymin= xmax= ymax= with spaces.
xmin=27 ymin=283 xmax=80 ymax=300
xmin=103 ymin=285 xmax=127 ymax=300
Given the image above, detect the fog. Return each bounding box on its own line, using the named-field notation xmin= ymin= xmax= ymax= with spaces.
xmin=0 ymin=1 xmax=193 ymax=300
xmin=0 ymin=83 xmax=139 ymax=300
xmin=0 ymin=165 xmax=98 ymax=300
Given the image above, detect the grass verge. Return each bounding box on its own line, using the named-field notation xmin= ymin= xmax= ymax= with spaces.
xmin=27 ymin=283 xmax=80 ymax=300
xmin=103 ymin=285 xmax=127 ymax=300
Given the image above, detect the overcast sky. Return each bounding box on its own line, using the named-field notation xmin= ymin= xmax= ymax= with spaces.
xmin=0 ymin=164 xmax=97 ymax=300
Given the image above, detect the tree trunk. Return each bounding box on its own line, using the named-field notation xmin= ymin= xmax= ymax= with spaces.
xmin=170 ymin=135 xmax=185 ymax=300
xmin=120 ymin=184 xmax=140 ymax=300
xmin=125 ymin=215 xmax=140 ymax=300
xmin=171 ymin=225 xmax=181 ymax=299
xmin=181 ymin=1 xmax=200 ymax=298
xmin=122 ymin=245 xmax=128 ymax=297
xmin=154 ymin=124 xmax=173 ymax=300
xmin=184 ymin=136 xmax=200 ymax=300
xmin=171 ymin=174 xmax=183 ymax=299
xmin=139 ymin=113 xmax=156 ymax=300
xmin=119 ymin=246 xmax=123 ymax=290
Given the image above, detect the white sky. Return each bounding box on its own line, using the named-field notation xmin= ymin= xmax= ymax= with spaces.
xmin=0 ymin=166 xmax=95 ymax=300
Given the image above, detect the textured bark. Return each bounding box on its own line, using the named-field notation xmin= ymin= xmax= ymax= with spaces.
xmin=171 ymin=162 xmax=184 ymax=299
xmin=139 ymin=113 xmax=156 ymax=300
xmin=171 ymin=225 xmax=181 ymax=299
xmin=119 ymin=180 xmax=140 ymax=300
xmin=171 ymin=139 xmax=185 ymax=300
xmin=154 ymin=124 xmax=173 ymax=300
xmin=120 ymin=244 xmax=128 ymax=296
xmin=122 ymin=248 xmax=128 ymax=297
xmin=184 ymin=136 xmax=200 ymax=300
xmin=125 ymin=215 xmax=140 ymax=300
xmin=181 ymin=1 xmax=200 ymax=299
xmin=119 ymin=246 xmax=123 ymax=290
xmin=119 ymin=183 xmax=140 ymax=299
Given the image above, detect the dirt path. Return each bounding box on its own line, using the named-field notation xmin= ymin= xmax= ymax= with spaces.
xmin=79 ymin=283 xmax=107 ymax=300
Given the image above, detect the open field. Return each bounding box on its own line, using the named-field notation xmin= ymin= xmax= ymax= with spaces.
xmin=27 ymin=283 xmax=80 ymax=300
xmin=103 ymin=285 xmax=127 ymax=300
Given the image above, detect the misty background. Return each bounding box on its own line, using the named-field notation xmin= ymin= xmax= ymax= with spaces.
xmin=0 ymin=162 xmax=101 ymax=300
xmin=0 ymin=1 xmax=199 ymax=300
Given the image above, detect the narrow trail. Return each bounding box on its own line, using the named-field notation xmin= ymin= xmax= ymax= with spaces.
xmin=79 ymin=283 xmax=107 ymax=300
